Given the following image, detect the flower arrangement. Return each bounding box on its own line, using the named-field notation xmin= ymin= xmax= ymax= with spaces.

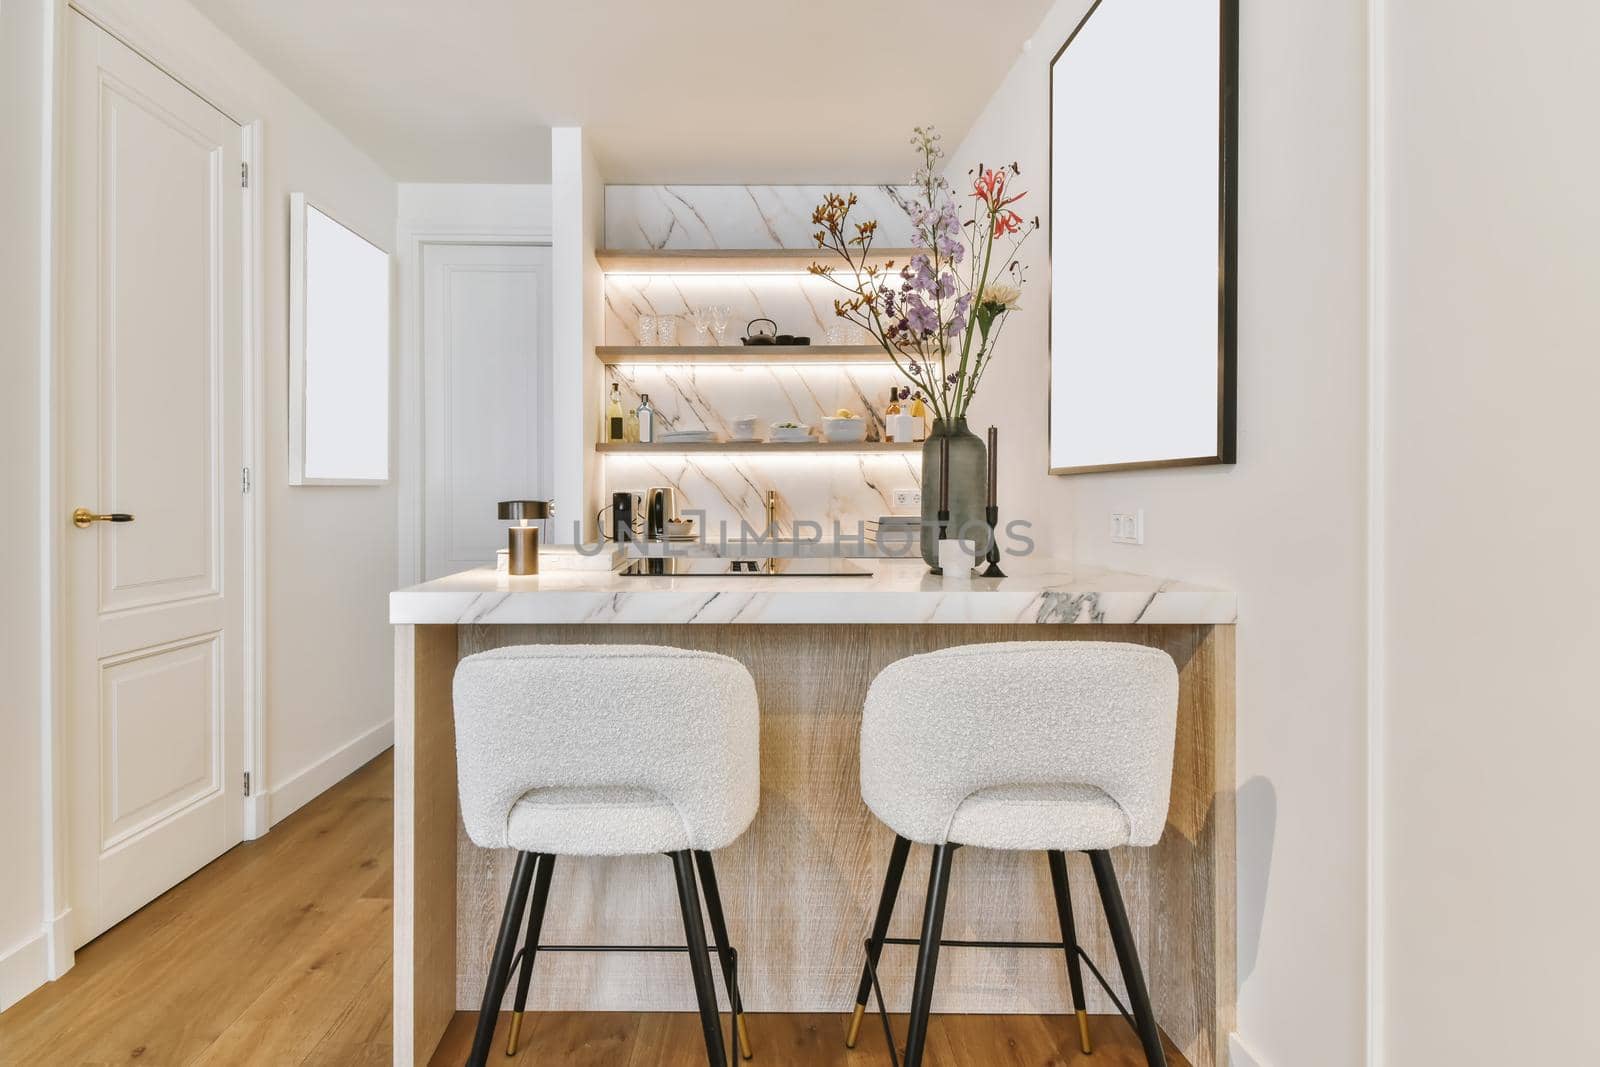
xmin=809 ymin=127 xmax=1039 ymax=424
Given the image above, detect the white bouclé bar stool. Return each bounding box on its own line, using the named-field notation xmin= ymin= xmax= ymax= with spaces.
xmin=846 ymin=642 xmax=1180 ymax=1067
xmin=452 ymin=644 xmax=760 ymax=1067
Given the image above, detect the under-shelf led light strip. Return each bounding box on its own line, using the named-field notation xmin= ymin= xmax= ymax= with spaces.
xmin=601 ymin=450 xmax=922 ymax=462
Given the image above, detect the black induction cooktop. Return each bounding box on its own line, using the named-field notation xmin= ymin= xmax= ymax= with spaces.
xmin=620 ymin=557 xmax=870 ymax=577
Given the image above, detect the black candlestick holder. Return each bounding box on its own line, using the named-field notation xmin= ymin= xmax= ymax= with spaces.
xmin=931 ymin=509 xmax=950 ymax=575
xmin=981 ymin=504 xmax=1006 ymax=577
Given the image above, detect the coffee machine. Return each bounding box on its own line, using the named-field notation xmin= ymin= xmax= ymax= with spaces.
xmin=645 ymin=486 xmax=678 ymax=541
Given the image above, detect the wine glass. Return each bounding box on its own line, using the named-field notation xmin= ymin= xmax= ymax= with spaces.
xmin=685 ymin=307 xmax=713 ymax=344
xmin=709 ymin=304 xmax=731 ymax=345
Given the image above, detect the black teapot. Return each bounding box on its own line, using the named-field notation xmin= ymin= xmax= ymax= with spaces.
xmin=741 ymin=318 xmax=777 ymax=345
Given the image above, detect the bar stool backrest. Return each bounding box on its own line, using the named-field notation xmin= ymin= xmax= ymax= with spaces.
xmin=861 ymin=641 xmax=1179 ymax=846
xmin=452 ymin=644 xmax=759 ymax=852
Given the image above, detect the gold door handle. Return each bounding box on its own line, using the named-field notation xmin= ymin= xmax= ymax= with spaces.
xmin=72 ymin=507 xmax=134 ymax=528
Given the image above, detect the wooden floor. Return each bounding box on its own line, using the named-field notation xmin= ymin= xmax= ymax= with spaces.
xmin=431 ymin=1011 xmax=1186 ymax=1066
xmin=0 ymin=749 xmax=1186 ymax=1066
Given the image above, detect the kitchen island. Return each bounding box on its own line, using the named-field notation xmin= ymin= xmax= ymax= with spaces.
xmin=391 ymin=558 xmax=1236 ymax=1067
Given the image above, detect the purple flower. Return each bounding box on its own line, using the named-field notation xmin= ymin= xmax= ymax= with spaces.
xmin=903 ymin=254 xmax=938 ymax=294
xmin=904 ymin=295 xmax=938 ymax=335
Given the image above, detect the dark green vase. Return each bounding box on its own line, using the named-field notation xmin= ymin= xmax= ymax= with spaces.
xmin=919 ymin=418 xmax=988 ymax=569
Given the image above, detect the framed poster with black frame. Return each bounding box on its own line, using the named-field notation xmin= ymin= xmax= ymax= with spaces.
xmin=1048 ymin=0 xmax=1239 ymax=475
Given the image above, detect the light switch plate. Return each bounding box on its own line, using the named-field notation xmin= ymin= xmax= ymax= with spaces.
xmin=892 ymin=489 xmax=921 ymax=509
xmin=1110 ymin=510 xmax=1145 ymax=545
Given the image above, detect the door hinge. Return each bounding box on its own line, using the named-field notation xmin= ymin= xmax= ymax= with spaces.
xmin=241 ymin=466 xmax=252 ymax=494
xmin=240 ymin=162 xmax=249 ymax=188
xmin=243 ymin=771 xmax=252 ymax=797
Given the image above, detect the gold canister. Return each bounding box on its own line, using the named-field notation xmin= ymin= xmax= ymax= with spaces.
xmin=507 ymin=525 xmax=540 ymax=575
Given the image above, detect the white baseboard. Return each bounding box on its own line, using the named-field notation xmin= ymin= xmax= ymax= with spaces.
xmin=0 ymin=931 xmax=47 ymax=1012
xmin=242 ymin=793 xmax=270 ymax=840
xmin=42 ymin=908 xmax=73 ymax=980
xmin=1231 ymin=1032 xmax=1268 ymax=1067
xmin=267 ymin=720 xmax=394 ymax=827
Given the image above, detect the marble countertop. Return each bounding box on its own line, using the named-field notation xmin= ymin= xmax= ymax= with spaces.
xmin=389 ymin=557 xmax=1236 ymax=626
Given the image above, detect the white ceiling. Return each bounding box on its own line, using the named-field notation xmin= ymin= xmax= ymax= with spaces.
xmin=185 ymin=0 xmax=1054 ymax=183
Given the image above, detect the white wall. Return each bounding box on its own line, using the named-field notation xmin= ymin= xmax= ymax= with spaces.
xmin=0 ymin=0 xmax=54 ymax=1011
xmin=1376 ymin=1 xmax=1600 ymax=1062
xmin=549 ymin=128 xmax=605 ymax=543
xmin=951 ymin=2 xmax=1371 ymax=1064
xmin=1 ymin=0 xmax=398 ymax=1005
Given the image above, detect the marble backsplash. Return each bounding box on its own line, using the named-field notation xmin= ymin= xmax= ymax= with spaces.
xmin=601 ymin=452 xmax=922 ymax=541
xmin=603 ymin=185 xmax=919 ymax=250
xmin=606 ymin=273 xmax=862 ymax=346
xmin=605 ymin=363 xmax=917 ymax=442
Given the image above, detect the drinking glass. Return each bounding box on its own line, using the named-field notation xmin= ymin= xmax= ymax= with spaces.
xmin=637 ymin=313 xmax=657 ymax=347
xmin=656 ymin=315 xmax=679 ymax=346
xmin=685 ymin=307 xmax=713 ymax=344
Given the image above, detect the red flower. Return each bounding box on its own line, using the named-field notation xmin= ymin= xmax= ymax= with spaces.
xmin=993 ymin=210 xmax=1024 ymax=237
xmin=972 ymin=167 xmax=1005 ymax=206
xmin=972 ymin=166 xmax=1028 ymax=212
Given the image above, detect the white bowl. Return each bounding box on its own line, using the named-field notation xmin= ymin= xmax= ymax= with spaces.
xmin=822 ymin=417 xmax=866 ymax=443
xmin=770 ymin=424 xmax=812 ymax=443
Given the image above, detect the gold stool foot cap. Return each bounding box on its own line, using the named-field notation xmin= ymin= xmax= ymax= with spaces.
xmin=505 ymin=1011 xmax=524 ymax=1057
xmin=1076 ymin=1009 xmax=1093 ymax=1055
xmin=736 ymin=1012 xmax=753 ymax=1059
xmin=845 ymin=1003 xmax=865 ymax=1048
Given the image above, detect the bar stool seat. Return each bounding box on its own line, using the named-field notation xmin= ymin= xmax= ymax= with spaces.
xmin=944 ymin=782 xmax=1132 ymax=851
xmin=506 ymin=785 xmax=693 ymax=856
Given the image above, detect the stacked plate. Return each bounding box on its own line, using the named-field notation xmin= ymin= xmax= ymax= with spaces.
xmin=660 ymin=429 xmax=718 ymax=444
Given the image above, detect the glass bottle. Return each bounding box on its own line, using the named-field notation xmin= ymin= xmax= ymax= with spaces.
xmin=607 ymin=382 xmax=625 ymax=442
xmin=636 ymin=393 xmax=656 ymax=444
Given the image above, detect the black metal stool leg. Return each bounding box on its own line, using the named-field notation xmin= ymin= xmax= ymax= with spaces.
xmin=902 ymin=843 xmax=957 ymax=1067
xmin=504 ymin=854 xmax=556 ymax=1056
xmin=671 ymin=850 xmax=729 ymax=1067
xmin=847 ymin=834 xmax=912 ymax=1048
xmin=1047 ymin=850 xmax=1094 ymax=1055
xmin=468 ymin=851 xmax=537 ymax=1067
xmin=1088 ymin=850 xmax=1167 ymax=1067
xmin=694 ymin=850 xmax=752 ymax=1060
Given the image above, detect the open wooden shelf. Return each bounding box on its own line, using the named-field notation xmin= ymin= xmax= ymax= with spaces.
xmin=596 ymin=440 xmax=921 ymax=455
xmin=595 ymin=247 xmax=919 ymax=275
xmin=597 ymin=345 xmax=890 ymax=365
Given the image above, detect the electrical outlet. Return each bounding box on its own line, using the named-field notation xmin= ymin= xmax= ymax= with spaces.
xmin=1109 ymin=510 xmax=1145 ymax=545
xmin=892 ymin=489 xmax=921 ymax=509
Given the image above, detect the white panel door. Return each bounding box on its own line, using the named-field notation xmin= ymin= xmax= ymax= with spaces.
xmin=422 ymin=243 xmax=553 ymax=579
xmin=63 ymin=14 xmax=244 ymax=945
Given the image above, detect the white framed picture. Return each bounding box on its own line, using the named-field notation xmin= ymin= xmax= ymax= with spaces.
xmin=1048 ymin=0 xmax=1238 ymax=474
xmin=288 ymin=193 xmax=391 ymax=485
